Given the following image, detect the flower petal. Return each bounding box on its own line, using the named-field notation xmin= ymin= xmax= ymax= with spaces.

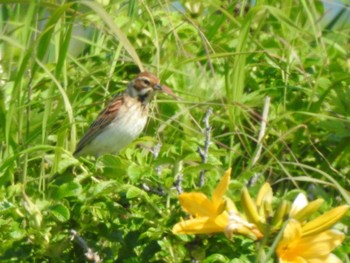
xmin=213 ymin=168 xmax=231 ymax=207
xmin=297 ymin=230 xmax=344 ymax=258
xmin=278 ymin=221 xmax=345 ymax=263
xmin=179 ymin=192 xmax=216 ymax=217
xmin=172 ymin=213 xmax=229 ymax=234
xmin=279 ymin=257 xmax=307 ymax=263
xmin=277 ymin=220 xmax=302 ymax=260
xmin=290 ymin=193 xmax=308 ymax=217
xmin=302 ymin=205 xmax=349 ymax=236
xmin=282 ymin=220 xmax=302 ymax=243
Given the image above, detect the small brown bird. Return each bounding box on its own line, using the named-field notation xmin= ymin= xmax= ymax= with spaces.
xmin=74 ymin=72 xmax=172 ymax=157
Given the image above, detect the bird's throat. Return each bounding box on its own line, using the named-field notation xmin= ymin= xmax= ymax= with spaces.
xmin=138 ymin=93 xmax=148 ymax=103
xmin=138 ymin=91 xmax=156 ymax=105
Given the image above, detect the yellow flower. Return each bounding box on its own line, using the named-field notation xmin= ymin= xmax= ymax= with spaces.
xmin=277 ymin=220 xmax=345 ymax=263
xmin=277 ymin=204 xmax=349 ymax=263
xmin=172 ymin=169 xmax=262 ymax=239
xmin=172 ymin=169 xmax=231 ymax=234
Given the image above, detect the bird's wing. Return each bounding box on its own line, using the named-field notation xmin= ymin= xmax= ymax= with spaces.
xmin=74 ymin=94 xmax=124 ymax=156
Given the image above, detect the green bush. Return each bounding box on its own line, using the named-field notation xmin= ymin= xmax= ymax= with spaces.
xmin=0 ymin=1 xmax=349 ymax=262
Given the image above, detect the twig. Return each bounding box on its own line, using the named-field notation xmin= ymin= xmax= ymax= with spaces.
xmin=251 ymin=96 xmax=270 ymax=166
xmin=141 ymin=183 xmax=166 ymax=196
xmin=198 ymin=107 xmax=213 ymax=187
xmin=173 ymin=161 xmax=183 ymax=194
xmin=248 ymin=97 xmax=270 ymax=187
xmin=152 ymin=142 xmax=163 ymax=176
xmin=247 ymin=172 xmax=263 ymax=187
xmin=70 ymin=229 xmax=102 ymax=263
xmin=141 ymin=142 xmax=165 ymax=196
xmin=151 ymin=142 xmax=162 ymax=158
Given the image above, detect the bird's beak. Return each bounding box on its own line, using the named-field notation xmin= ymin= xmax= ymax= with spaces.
xmin=154 ymin=84 xmax=162 ymax=90
xmin=155 ymin=83 xmax=177 ymax=99
xmin=160 ymin=84 xmax=175 ymax=96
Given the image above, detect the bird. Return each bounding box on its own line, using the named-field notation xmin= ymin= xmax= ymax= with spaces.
xmin=74 ymin=71 xmax=172 ymax=157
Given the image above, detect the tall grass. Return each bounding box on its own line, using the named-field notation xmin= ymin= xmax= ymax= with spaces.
xmin=0 ymin=0 xmax=349 ymax=261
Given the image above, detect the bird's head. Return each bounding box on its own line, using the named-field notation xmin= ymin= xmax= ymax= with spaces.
xmin=127 ymin=72 xmax=173 ymax=103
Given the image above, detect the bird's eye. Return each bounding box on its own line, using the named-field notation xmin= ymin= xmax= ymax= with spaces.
xmin=142 ymin=79 xmax=151 ymax=86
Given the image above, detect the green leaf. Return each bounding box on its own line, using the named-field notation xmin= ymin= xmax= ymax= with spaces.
xmin=203 ymin=254 xmax=227 ymax=263
xmin=57 ymin=155 xmax=79 ymax=174
xmin=125 ymin=185 xmax=145 ymax=199
xmin=53 ymin=182 xmax=82 ymax=199
xmin=49 ymin=204 xmax=70 ymax=222
xmin=88 ymin=180 xmax=117 ymax=197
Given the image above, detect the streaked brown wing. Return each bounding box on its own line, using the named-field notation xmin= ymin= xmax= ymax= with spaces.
xmin=74 ymin=94 xmax=124 ymax=156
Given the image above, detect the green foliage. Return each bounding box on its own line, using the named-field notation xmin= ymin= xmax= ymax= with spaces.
xmin=0 ymin=0 xmax=349 ymax=261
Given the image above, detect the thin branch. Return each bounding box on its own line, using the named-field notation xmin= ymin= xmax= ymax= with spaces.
xmin=151 ymin=142 xmax=163 ymax=178
xmin=140 ymin=142 xmax=165 ymax=196
xmin=151 ymin=142 xmax=162 ymax=158
xmin=251 ymin=96 xmax=270 ymax=166
xmin=70 ymin=229 xmax=102 ymax=263
xmin=141 ymin=183 xmax=166 ymax=196
xmin=198 ymin=107 xmax=213 ymax=187
xmin=248 ymin=97 xmax=270 ymax=187
xmin=174 ymin=161 xmax=184 ymax=194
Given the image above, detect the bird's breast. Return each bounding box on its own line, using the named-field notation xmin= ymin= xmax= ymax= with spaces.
xmin=85 ymin=101 xmax=148 ymax=156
